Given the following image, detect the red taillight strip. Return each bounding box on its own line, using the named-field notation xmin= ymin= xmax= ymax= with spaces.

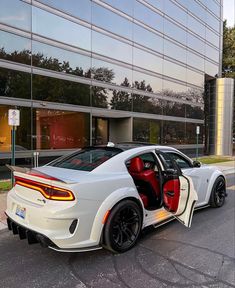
xmin=14 ymin=176 xmax=75 ymax=201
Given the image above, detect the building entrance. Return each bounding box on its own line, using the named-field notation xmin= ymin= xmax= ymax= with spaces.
xmin=92 ymin=116 xmax=132 ymax=145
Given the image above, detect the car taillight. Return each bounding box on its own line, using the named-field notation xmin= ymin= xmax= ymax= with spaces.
xmin=14 ymin=176 xmax=75 ymax=201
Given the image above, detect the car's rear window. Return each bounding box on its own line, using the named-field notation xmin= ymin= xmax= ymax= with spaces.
xmin=49 ymin=148 xmax=122 ymax=171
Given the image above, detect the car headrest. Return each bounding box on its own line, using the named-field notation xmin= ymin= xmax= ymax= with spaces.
xmin=129 ymin=157 xmax=144 ymax=173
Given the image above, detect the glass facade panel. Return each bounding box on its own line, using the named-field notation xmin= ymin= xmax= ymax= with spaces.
xmin=164 ymin=0 xmax=187 ymax=26
xmin=0 ymin=68 xmax=31 ymax=99
xmin=163 ymin=80 xmax=188 ymax=93
xmin=32 ymin=7 xmax=91 ymax=51
xmin=163 ymin=60 xmax=186 ymax=82
xmin=0 ymin=0 xmax=31 ymax=31
xmin=144 ymin=0 xmax=164 ymax=11
xmin=32 ymin=41 xmax=91 ymax=76
xmin=133 ymin=94 xmax=162 ymax=114
xmin=187 ymin=51 xmax=204 ymax=71
xmin=186 ymin=105 xmax=204 ymax=119
xmin=188 ymin=1 xmax=206 ymax=22
xmin=92 ymin=3 xmax=132 ymax=39
xmin=187 ymin=69 xmax=204 ymax=87
xmin=201 ymin=0 xmax=220 ymax=17
xmin=205 ymin=60 xmax=219 ymax=77
xmin=33 ymin=109 xmax=90 ymax=149
xmin=133 ymin=48 xmax=163 ymax=74
xmin=164 ymin=19 xmax=187 ymax=45
xmin=164 ymin=39 xmax=186 ymax=63
xmin=133 ymin=71 xmax=162 ymax=94
xmin=0 ymin=106 xmax=31 ymax=152
xmin=162 ymin=100 xmax=186 ymax=118
xmin=0 ymin=31 xmax=31 ymax=65
xmin=187 ymin=33 xmax=205 ymax=55
xmin=206 ymin=27 xmax=220 ymax=47
xmin=163 ymin=121 xmax=186 ymax=144
xmin=185 ymin=123 xmax=203 ymax=144
xmin=91 ymin=58 xmax=132 ymax=86
xmin=205 ymin=44 xmax=220 ymax=63
xmin=133 ymin=118 xmax=162 ymax=144
xmin=92 ymin=31 xmax=132 ymax=64
xmin=206 ymin=11 xmax=220 ymax=31
xmin=36 ymin=0 xmax=91 ymax=22
xmin=133 ymin=24 xmax=163 ymax=54
xmin=134 ymin=1 xmax=163 ymax=32
xmin=102 ymin=0 xmax=134 ymax=16
xmin=109 ymin=89 xmax=132 ymax=111
xmin=188 ymin=15 xmax=205 ymax=38
xmin=32 ymin=75 xmax=91 ymax=106
xmin=91 ymin=86 xmax=132 ymax=111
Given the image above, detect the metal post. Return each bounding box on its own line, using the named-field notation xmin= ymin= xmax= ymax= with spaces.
xmin=11 ymin=126 xmax=16 ymax=186
xmin=196 ymin=133 xmax=199 ymax=160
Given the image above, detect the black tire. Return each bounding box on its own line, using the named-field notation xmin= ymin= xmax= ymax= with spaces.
xmin=209 ymin=176 xmax=226 ymax=208
xmin=103 ymin=200 xmax=142 ymax=253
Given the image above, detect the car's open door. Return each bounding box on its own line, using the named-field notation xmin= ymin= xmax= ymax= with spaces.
xmin=156 ymin=150 xmax=198 ymax=228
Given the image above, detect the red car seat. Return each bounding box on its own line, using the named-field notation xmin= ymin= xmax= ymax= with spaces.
xmin=129 ymin=157 xmax=160 ymax=207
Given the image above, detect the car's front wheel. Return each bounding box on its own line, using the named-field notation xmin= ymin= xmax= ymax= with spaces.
xmin=103 ymin=200 xmax=142 ymax=253
xmin=209 ymin=176 xmax=226 ymax=208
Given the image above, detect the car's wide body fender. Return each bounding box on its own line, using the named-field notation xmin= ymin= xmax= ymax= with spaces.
xmin=203 ymin=168 xmax=225 ymax=205
xmin=89 ymin=186 xmax=145 ymax=244
xmin=184 ymin=166 xmax=225 ymax=206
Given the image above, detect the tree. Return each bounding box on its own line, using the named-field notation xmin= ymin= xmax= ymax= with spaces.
xmin=222 ymin=20 xmax=235 ymax=78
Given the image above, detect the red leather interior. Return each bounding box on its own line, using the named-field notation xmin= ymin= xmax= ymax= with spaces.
xmin=129 ymin=157 xmax=160 ymax=203
xmin=163 ymin=179 xmax=180 ymax=213
xmin=129 ymin=157 xmax=145 ymax=173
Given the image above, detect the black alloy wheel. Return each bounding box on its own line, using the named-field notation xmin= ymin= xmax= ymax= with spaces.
xmin=210 ymin=176 xmax=226 ymax=208
xmin=103 ymin=200 xmax=142 ymax=253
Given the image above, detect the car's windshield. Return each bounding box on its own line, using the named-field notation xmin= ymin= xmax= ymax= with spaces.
xmin=48 ymin=147 xmax=122 ymax=171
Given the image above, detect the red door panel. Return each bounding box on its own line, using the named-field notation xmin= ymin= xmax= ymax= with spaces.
xmin=163 ymin=179 xmax=180 ymax=213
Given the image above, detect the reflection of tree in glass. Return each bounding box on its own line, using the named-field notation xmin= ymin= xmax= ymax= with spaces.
xmin=90 ymin=67 xmax=114 ymax=108
xmin=110 ymin=77 xmax=131 ymax=110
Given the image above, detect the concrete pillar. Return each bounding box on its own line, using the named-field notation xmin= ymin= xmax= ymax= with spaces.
xmin=214 ymin=78 xmax=234 ymax=155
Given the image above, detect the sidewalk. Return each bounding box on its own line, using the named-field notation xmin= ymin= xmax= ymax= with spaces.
xmin=0 ymin=161 xmax=234 ymax=231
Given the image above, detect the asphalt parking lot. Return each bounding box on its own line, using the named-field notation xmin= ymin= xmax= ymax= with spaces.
xmin=0 ymin=175 xmax=234 ymax=288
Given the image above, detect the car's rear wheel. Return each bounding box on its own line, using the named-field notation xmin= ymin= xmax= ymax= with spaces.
xmin=209 ymin=176 xmax=226 ymax=208
xmin=103 ymin=200 xmax=142 ymax=253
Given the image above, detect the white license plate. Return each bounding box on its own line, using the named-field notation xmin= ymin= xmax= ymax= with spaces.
xmin=16 ymin=205 xmax=26 ymax=219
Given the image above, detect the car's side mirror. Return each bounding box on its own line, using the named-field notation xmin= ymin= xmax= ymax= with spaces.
xmin=193 ymin=160 xmax=201 ymax=168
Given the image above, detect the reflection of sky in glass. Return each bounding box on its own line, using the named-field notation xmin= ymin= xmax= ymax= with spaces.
xmin=163 ymin=80 xmax=188 ymax=93
xmin=163 ymin=60 xmax=186 ymax=82
xmin=92 ymin=3 xmax=132 ymax=39
xmin=0 ymin=0 xmax=31 ymax=31
xmin=187 ymin=69 xmax=204 ymax=87
xmin=205 ymin=60 xmax=218 ymax=78
xmin=133 ymin=48 xmax=163 ymax=74
xmin=32 ymin=7 xmax=91 ymax=51
xmin=134 ymin=24 xmax=163 ymax=54
xmin=92 ymin=31 xmax=132 ymax=64
xmin=32 ymin=41 xmax=91 ymax=72
xmin=164 ymin=19 xmax=186 ymax=44
xmin=102 ymin=0 xmax=134 ymax=16
xmin=37 ymin=0 xmax=91 ymax=22
xmin=187 ymin=51 xmax=204 ymax=71
xmin=0 ymin=30 xmax=31 ymax=52
xmin=164 ymin=0 xmax=187 ymax=26
xmin=134 ymin=1 xmax=163 ymax=32
xmin=164 ymin=39 xmax=186 ymax=63
xmin=92 ymin=58 xmax=132 ymax=85
xmin=145 ymin=0 xmax=164 ymax=11
xmin=206 ymin=28 xmax=219 ymax=47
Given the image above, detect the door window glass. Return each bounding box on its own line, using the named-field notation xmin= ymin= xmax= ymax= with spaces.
xmin=166 ymin=153 xmax=192 ymax=169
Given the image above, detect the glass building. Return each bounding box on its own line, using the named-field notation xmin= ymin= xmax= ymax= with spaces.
xmin=0 ymin=0 xmax=223 ymax=167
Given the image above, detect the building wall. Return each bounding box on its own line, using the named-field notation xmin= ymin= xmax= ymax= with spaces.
xmin=0 ymin=0 xmax=222 ymax=161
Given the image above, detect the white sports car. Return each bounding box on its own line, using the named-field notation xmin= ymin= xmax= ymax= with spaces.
xmin=5 ymin=143 xmax=226 ymax=253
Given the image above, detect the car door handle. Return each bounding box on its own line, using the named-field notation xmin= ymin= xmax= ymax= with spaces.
xmin=166 ymin=191 xmax=175 ymax=197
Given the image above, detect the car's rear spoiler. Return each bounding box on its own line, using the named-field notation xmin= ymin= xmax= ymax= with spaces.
xmin=6 ymin=164 xmax=67 ymax=183
xmin=6 ymin=164 xmax=30 ymax=173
